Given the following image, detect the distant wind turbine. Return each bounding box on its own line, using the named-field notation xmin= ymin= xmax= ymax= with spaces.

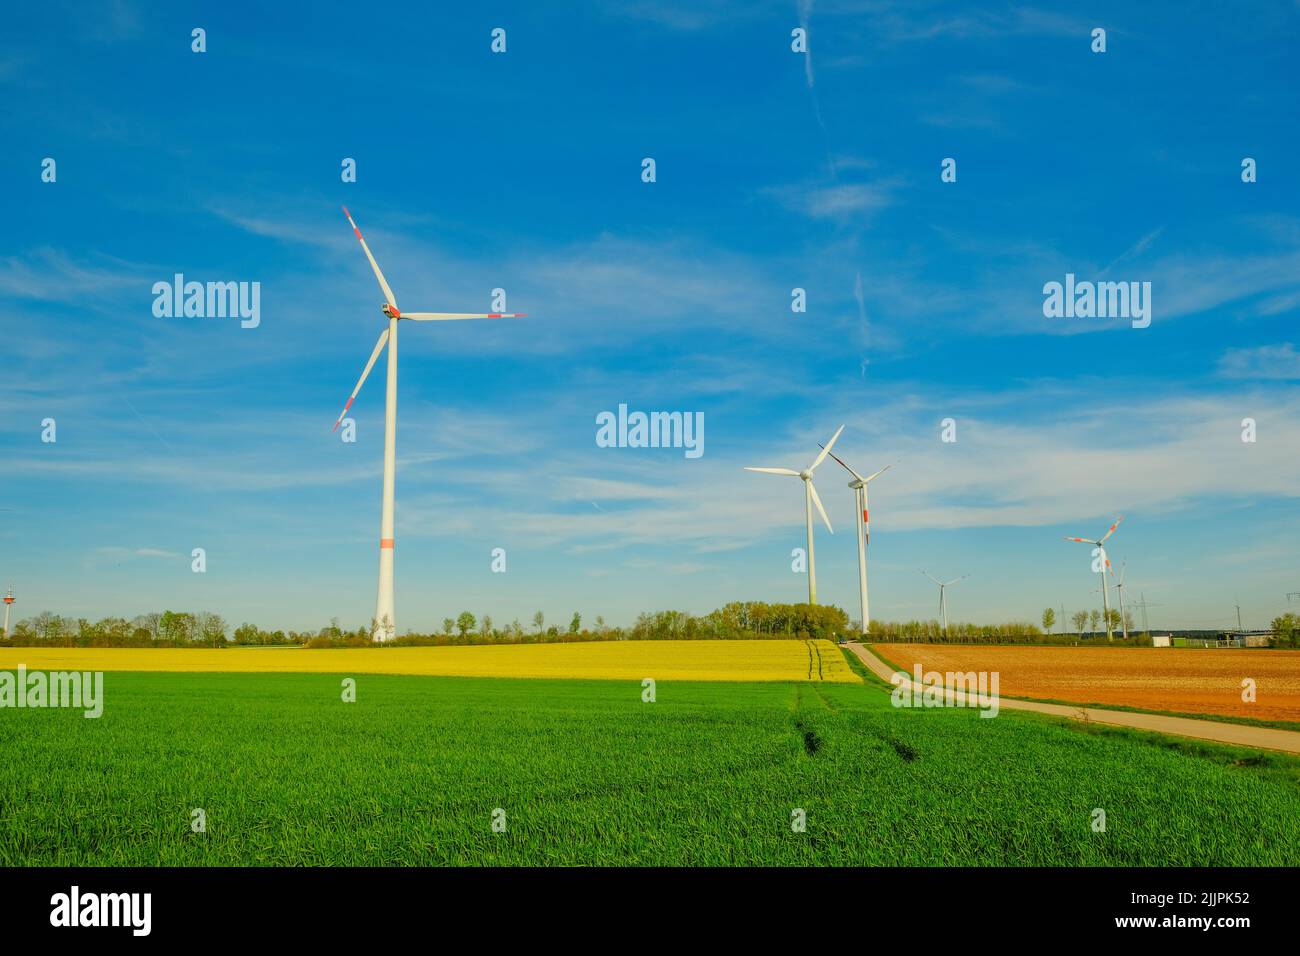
xmin=333 ymin=207 xmax=526 ymax=641
xmin=1064 ymin=516 xmax=1124 ymax=641
xmin=818 ymin=444 xmax=894 ymax=635
xmin=2 ymin=585 xmax=13 ymax=639
xmin=921 ymin=571 xmax=966 ymax=638
xmin=744 ymin=425 xmax=843 ymax=604
xmin=1114 ymin=560 xmax=1130 ymax=640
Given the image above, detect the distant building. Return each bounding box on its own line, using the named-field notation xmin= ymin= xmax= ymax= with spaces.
xmin=1151 ymin=634 xmax=1171 ymax=647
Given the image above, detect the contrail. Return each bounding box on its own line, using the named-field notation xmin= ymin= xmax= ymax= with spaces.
xmin=1100 ymin=227 xmax=1163 ymax=275
xmin=798 ymin=0 xmax=837 ymax=180
xmin=120 ymin=393 xmax=175 ymax=452
xmin=854 ymin=269 xmax=869 ymax=377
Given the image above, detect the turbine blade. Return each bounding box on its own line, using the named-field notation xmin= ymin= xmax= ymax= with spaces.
xmin=332 ymin=327 xmax=389 ymax=431
xmin=1100 ymin=515 xmax=1125 ymax=543
xmin=809 ymin=424 xmax=845 ymax=471
xmin=342 ymin=206 xmax=397 ymax=309
xmin=922 ymin=570 xmax=942 ymax=585
xmin=1063 ymin=536 xmax=1092 ymax=543
xmin=743 ymin=467 xmax=800 ymax=476
xmin=403 ymin=312 xmax=528 ymax=321
xmin=808 ymin=480 xmax=833 ymax=533
xmin=946 ymin=575 xmax=968 ymax=587
xmin=863 ymin=462 xmax=893 ymax=483
xmin=817 ymin=442 xmax=865 ymax=482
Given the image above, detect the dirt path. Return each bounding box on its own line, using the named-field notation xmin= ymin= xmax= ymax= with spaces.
xmin=845 ymin=642 xmax=1300 ymax=755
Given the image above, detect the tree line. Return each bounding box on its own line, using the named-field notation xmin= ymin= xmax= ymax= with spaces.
xmin=5 ymin=605 xmax=1295 ymax=648
xmin=1 ymin=602 xmax=852 ymax=647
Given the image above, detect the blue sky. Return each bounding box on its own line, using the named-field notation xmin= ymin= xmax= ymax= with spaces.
xmin=3 ymin=1 xmax=1299 ymax=633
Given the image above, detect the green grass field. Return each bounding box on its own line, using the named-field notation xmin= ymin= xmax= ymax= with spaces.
xmin=1 ymin=658 xmax=1297 ymax=865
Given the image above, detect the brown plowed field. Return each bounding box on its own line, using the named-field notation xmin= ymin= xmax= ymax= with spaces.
xmin=873 ymin=644 xmax=1300 ymax=722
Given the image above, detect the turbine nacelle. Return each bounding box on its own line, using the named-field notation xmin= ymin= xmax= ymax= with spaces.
xmin=382 ymin=303 xmax=402 ymax=319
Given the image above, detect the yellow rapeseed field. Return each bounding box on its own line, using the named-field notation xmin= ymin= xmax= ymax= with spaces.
xmin=0 ymin=639 xmax=860 ymax=683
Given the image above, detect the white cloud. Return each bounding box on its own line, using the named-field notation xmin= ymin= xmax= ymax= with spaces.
xmin=766 ymin=181 xmax=896 ymax=221
xmin=1218 ymin=343 xmax=1300 ymax=381
xmin=0 ymin=248 xmax=145 ymax=303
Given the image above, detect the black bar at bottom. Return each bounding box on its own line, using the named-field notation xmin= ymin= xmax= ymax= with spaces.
xmin=0 ymin=866 xmax=1286 ymax=942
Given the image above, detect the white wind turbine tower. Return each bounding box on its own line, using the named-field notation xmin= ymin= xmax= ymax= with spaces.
xmin=1064 ymin=515 xmax=1124 ymax=642
xmin=921 ymin=571 xmax=966 ymax=638
xmin=744 ymin=425 xmax=843 ymax=605
xmin=333 ymin=207 xmax=526 ymax=642
xmin=818 ymin=444 xmax=893 ymax=635
xmin=2 ymin=585 xmax=13 ymax=638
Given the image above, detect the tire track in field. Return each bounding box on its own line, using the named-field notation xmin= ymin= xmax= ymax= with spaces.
xmin=801 ymin=640 xmax=824 ymax=681
xmin=791 ymin=681 xmax=826 ymax=756
xmin=809 ymin=650 xmax=915 ymax=760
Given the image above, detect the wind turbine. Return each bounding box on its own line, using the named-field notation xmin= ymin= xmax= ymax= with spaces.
xmin=333 ymin=207 xmax=526 ymax=642
xmin=744 ymin=425 xmax=843 ymax=604
xmin=921 ymin=571 xmax=966 ymax=638
xmin=818 ymin=444 xmax=893 ymax=635
xmin=1114 ymin=560 xmax=1130 ymax=640
xmin=2 ymin=585 xmax=13 ymax=639
xmin=1064 ymin=516 xmax=1123 ymax=642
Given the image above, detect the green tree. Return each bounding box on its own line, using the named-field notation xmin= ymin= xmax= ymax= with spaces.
xmin=481 ymin=614 xmax=493 ymax=639
xmin=1271 ymin=613 xmax=1298 ymax=648
xmin=442 ymin=617 xmax=455 ymax=636
xmin=570 ymin=611 xmax=582 ymax=634
xmin=532 ymin=611 xmax=545 ymax=633
xmin=456 ymin=612 xmax=476 ymax=638
xmin=158 ymin=610 xmax=182 ymax=643
xmin=132 ymin=612 xmax=161 ymax=643
xmin=1088 ymin=609 xmax=1101 ymax=636
xmin=1105 ymin=608 xmax=1122 ymax=634
xmin=96 ymin=617 xmax=134 ymax=646
xmin=1041 ymin=607 xmax=1055 ymax=634
xmin=199 ymin=612 xmax=228 ymax=646
xmin=1071 ymin=610 xmax=1088 ymax=635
